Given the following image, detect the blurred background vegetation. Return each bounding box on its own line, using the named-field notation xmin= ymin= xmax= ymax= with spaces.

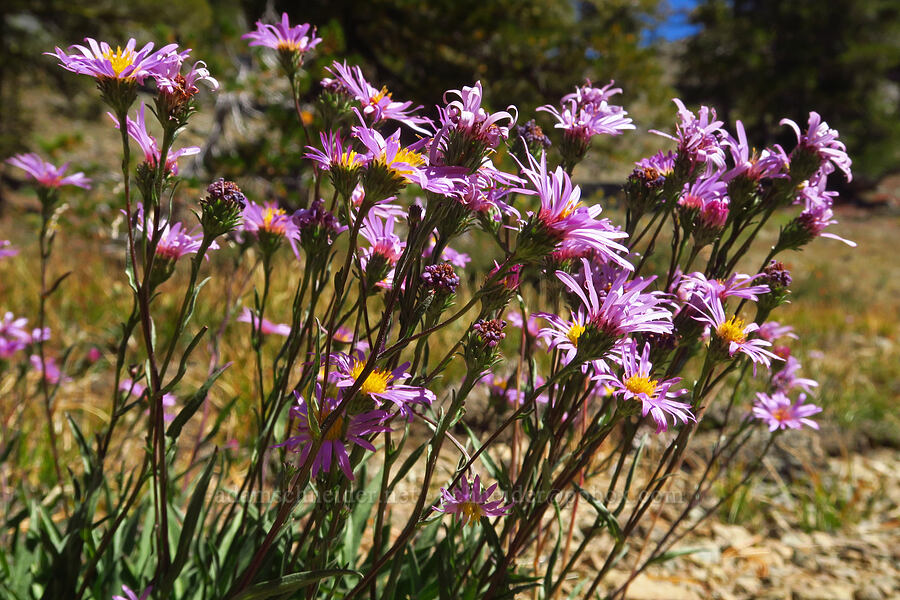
xmin=3 ymin=0 xmax=898 ymax=191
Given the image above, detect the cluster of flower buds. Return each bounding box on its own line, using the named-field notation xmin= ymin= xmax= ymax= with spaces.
xmin=200 ymin=178 xmax=246 ymax=238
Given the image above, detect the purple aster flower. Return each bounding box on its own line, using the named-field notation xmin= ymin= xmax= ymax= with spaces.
xmin=771 ymin=355 xmax=818 ymax=393
xmin=0 ymin=312 xmax=32 ymax=358
xmin=30 ymin=354 xmax=68 ymax=384
xmin=6 ymin=153 xmax=91 ymax=189
xmin=48 ymin=38 xmax=181 ymax=83
xmin=635 ymin=150 xmax=676 ymax=178
xmin=721 ymin=120 xmax=788 ymax=182
xmin=242 ymin=13 xmax=321 ymax=55
xmin=437 ymin=81 xmax=517 ymax=150
xmin=680 ymin=271 xmax=770 ymax=304
xmin=241 ymin=200 xmax=302 ymax=258
xmin=677 ymin=173 xmax=727 ymax=212
xmin=537 ymin=97 xmax=635 ymax=141
xmin=781 ymin=111 xmax=852 ymax=181
xmin=752 ymin=391 xmax=821 ymax=432
xmin=690 ymin=294 xmax=781 ymax=369
xmin=330 ymin=351 xmax=436 ymax=420
xmin=0 ymin=240 xmax=19 ymax=260
xmin=537 ymin=258 xmax=673 ymax=362
xmin=237 ymin=307 xmax=291 ymax=337
xmin=599 ymin=341 xmax=693 ymax=433
xmin=276 ymin=389 xmax=390 ymax=480
xmin=305 ymin=131 xmax=366 ymax=173
xmin=134 ymin=207 xmax=216 ymax=262
xmin=325 ymin=61 xmax=431 ymax=133
xmin=650 ymin=99 xmax=726 ymax=174
xmin=352 ymin=117 xmax=460 ymax=198
xmin=113 ymin=585 xmax=152 ymax=600
xmin=516 ymin=151 xmax=631 ymax=268
xmin=359 ymin=213 xmax=404 ymax=289
xmin=437 ymin=473 xmax=512 ymax=527
xmin=793 ymin=174 xmax=856 ymax=247
xmin=757 ymin=321 xmax=797 ymax=342
xmin=108 ymin=104 xmax=200 ymax=175
xmin=152 ymin=57 xmax=219 ymax=104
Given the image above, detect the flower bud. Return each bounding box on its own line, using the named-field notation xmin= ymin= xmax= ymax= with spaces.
xmin=200 ymin=178 xmax=246 ymax=238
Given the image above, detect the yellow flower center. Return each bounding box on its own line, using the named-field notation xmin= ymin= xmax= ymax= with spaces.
xmin=277 ymin=40 xmax=301 ymax=52
xmin=369 ymin=86 xmax=392 ymax=106
xmin=348 ymin=360 xmax=392 ymax=396
xmin=377 ymin=147 xmax=425 ymax=177
xmin=339 ymin=148 xmax=361 ymax=169
xmin=772 ymin=407 xmax=791 ymax=423
xmin=559 ymin=199 xmax=581 ymax=219
xmin=624 ymin=375 xmax=659 ymax=397
xmin=262 ymin=207 xmax=287 ymax=234
xmin=716 ymin=315 xmax=747 ymax=344
xmin=103 ymin=46 xmax=136 ymax=77
xmin=459 ymin=501 xmax=484 ymax=526
xmin=567 ymin=322 xmax=586 ymax=346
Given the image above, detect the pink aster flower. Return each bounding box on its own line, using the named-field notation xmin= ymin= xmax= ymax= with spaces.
xmin=305 ymin=131 xmax=366 ymax=173
xmin=516 ymin=151 xmax=631 ymax=268
xmin=119 ymin=378 xmax=177 ymax=422
xmin=650 ymin=98 xmax=726 ymax=174
xmin=721 ymin=120 xmax=788 ymax=182
xmin=276 ymin=388 xmax=390 ymax=480
xmin=134 ymin=207 xmax=216 ymax=262
xmin=0 ymin=240 xmax=18 ymax=260
xmin=771 ymin=355 xmax=818 ymax=394
xmin=757 ymin=321 xmax=797 ymax=342
xmin=30 ymin=354 xmax=68 ymax=385
xmin=6 ymin=153 xmax=91 ymax=189
xmin=437 ymin=473 xmax=512 ymax=527
xmin=752 ymin=391 xmax=821 ymax=432
xmin=241 ymin=200 xmax=301 ymax=257
xmin=537 ymin=97 xmax=635 ymax=142
xmin=108 ymin=104 xmax=200 ymax=175
xmin=152 ymin=58 xmax=219 ymax=97
xmin=635 ymin=150 xmax=676 ymax=178
xmin=113 ymin=585 xmax=152 ymax=600
xmin=600 ymin=341 xmax=693 ymax=433
xmin=330 ymin=351 xmax=436 ymax=420
xmin=793 ymin=174 xmax=856 ymax=247
xmin=537 ymin=259 xmax=673 ymax=362
xmin=438 ymin=81 xmax=517 ymax=148
xmin=690 ymin=294 xmax=781 ymax=369
xmin=242 ymin=13 xmax=321 ymax=55
xmin=781 ymin=111 xmax=852 ymax=181
xmin=237 ymin=307 xmax=291 ymax=337
xmin=0 ymin=312 xmax=32 ymax=358
xmin=352 ymin=116 xmax=461 ymax=196
xmin=48 ymin=38 xmax=181 ymax=83
xmin=681 ymin=271 xmax=770 ymax=303
xmin=325 ymin=61 xmax=431 ymax=133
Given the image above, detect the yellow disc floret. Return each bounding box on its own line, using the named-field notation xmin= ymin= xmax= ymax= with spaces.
xmin=349 ymin=360 xmax=392 ymax=396
xmin=103 ymin=46 xmax=136 ymax=77
xmin=567 ymin=322 xmax=586 ymax=346
xmin=261 ymin=206 xmax=287 ymax=234
xmin=716 ymin=315 xmax=747 ymax=344
xmin=624 ymin=375 xmax=659 ymax=397
xmin=459 ymin=501 xmax=484 ymax=526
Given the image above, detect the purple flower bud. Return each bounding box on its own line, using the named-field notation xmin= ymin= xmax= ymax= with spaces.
xmin=473 ymin=318 xmax=507 ymax=348
xmin=421 ymin=263 xmax=460 ymax=295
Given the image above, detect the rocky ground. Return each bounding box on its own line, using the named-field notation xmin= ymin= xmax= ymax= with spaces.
xmin=599 ymin=446 xmax=900 ymax=600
